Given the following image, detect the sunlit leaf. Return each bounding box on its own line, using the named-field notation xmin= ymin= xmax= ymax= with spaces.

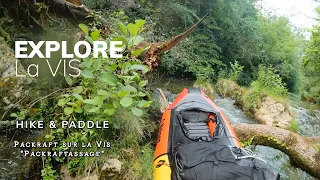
xmin=75 ymin=107 xmax=83 ymax=113
xmin=83 ymin=96 xmax=103 ymax=106
xmin=139 ymin=80 xmax=148 ymax=87
xmin=72 ymin=94 xmax=83 ymax=100
xmin=131 ymin=107 xmax=143 ymax=116
xmin=81 ymin=70 xmax=94 ymax=78
xmin=79 ymin=24 xmax=89 ymax=35
xmin=64 ymin=107 xmax=74 ymax=115
xmin=119 ymin=23 xmax=127 ymax=35
xmin=97 ymin=90 xmax=112 ymax=96
xmin=138 ymin=100 xmax=152 ymax=107
xmin=90 ymin=30 xmax=100 ymax=41
xmin=120 ymin=96 xmax=133 ymax=107
xmin=98 ymin=73 xmax=117 ymax=86
xmin=131 ymin=48 xmax=145 ymax=57
xmin=73 ymin=86 xmax=83 ymax=94
xmin=104 ymin=108 xmax=115 ymax=116
xmin=121 ymin=85 xmax=137 ymax=92
xmin=58 ymin=99 xmax=67 ymax=106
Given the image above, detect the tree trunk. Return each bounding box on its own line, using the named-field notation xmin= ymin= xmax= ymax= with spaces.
xmin=232 ymin=124 xmax=320 ymax=178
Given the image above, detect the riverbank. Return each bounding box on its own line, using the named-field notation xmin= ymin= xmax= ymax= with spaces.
xmin=215 ymin=79 xmax=294 ymax=130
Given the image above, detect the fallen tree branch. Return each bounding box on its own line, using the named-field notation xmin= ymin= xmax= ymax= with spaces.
xmin=232 ymin=124 xmax=320 ymax=178
xmin=143 ymin=12 xmax=209 ymax=71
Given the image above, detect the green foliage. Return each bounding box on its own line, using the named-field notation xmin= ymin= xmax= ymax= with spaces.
xmin=146 ymin=0 xmax=302 ymax=94
xmin=41 ymin=158 xmax=59 ymax=180
xmin=287 ymin=119 xmax=299 ymax=133
xmin=243 ymin=66 xmax=289 ymax=113
xmin=252 ymin=66 xmax=289 ymax=98
xmin=303 ymin=8 xmax=320 ymax=105
xmin=229 ymin=61 xmax=244 ymax=81
xmin=133 ymin=144 xmax=154 ymax=180
xmin=41 ymin=18 xmax=152 ymax=179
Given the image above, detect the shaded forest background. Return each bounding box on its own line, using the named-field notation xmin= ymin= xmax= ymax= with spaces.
xmin=83 ymin=0 xmax=319 ymax=104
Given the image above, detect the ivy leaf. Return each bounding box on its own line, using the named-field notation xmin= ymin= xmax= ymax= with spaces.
xmin=65 ymin=75 xmax=72 ymax=85
xmin=64 ymin=107 xmax=74 ymax=115
xmin=93 ymin=58 xmax=102 ymax=71
xmin=90 ymin=30 xmax=100 ymax=41
xmin=113 ymin=101 xmax=120 ymax=108
xmin=133 ymin=35 xmax=144 ymax=46
xmin=104 ymin=108 xmax=115 ymax=116
xmin=120 ymin=96 xmax=133 ymax=107
xmin=79 ymin=24 xmax=89 ymax=35
xmin=81 ymin=70 xmax=94 ymax=78
xmin=131 ymin=107 xmax=143 ymax=117
xmin=127 ymin=23 xmax=137 ymax=37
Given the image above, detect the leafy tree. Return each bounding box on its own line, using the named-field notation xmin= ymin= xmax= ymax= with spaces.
xmin=302 ymin=7 xmax=320 ymax=104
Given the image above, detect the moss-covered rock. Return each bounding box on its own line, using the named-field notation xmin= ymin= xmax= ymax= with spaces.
xmin=215 ymin=79 xmax=244 ymax=104
xmin=193 ymin=79 xmax=215 ymax=100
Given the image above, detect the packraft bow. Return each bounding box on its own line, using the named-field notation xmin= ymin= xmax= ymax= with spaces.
xmin=153 ymin=88 xmax=280 ymax=180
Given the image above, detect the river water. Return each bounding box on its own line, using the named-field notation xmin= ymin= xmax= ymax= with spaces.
xmin=152 ymin=77 xmax=319 ymax=180
xmin=215 ymin=95 xmax=318 ymax=180
xmin=0 ymin=77 xmax=319 ymax=179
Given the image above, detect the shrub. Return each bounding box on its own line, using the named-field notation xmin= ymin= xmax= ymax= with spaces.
xmin=287 ymin=119 xmax=299 ymax=133
xmin=251 ymin=66 xmax=288 ymax=98
xmin=41 ymin=17 xmax=153 ymax=179
xmin=243 ymin=66 xmax=289 ymax=113
xmin=229 ymin=61 xmax=244 ymax=81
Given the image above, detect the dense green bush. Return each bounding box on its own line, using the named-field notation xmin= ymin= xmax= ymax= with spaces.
xmin=243 ymin=66 xmax=289 ymax=113
xmin=40 ymin=15 xmax=154 ymax=179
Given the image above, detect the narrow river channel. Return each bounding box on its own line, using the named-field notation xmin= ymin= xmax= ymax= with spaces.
xmin=152 ymin=77 xmax=319 ymax=180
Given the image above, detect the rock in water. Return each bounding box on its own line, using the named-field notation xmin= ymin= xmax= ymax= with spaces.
xmin=254 ymin=96 xmax=293 ymax=128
